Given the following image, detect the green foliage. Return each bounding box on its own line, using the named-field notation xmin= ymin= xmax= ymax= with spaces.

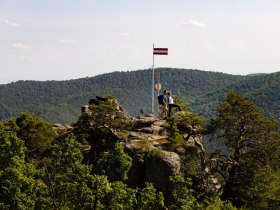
xmin=0 ymin=68 xmax=244 ymax=123
xmin=75 ymin=95 xmax=132 ymax=164
xmin=0 ymin=112 xmax=178 ymax=209
xmin=86 ymin=95 xmax=131 ymax=130
xmin=104 ymin=181 xmax=137 ymax=209
xmin=191 ymin=72 xmax=280 ymax=120
xmin=166 ymin=110 xmax=205 ymax=151
xmin=181 ymin=153 xmax=202 ymax=179
xmin=1 ymin=69 xmax=279 ymax=124
xmin=137 ymin=137 xmax=154 ymax=153
xmin=243 ymin=165 xmax=280 ymax=210
xmin=137 ymin=138 xmax=164 ymax=158
xmin=167 ymin=176 xmax=196 ymax=210
xmin=136 ymin=182 xmax=165 ymax=210
xmin=197 ymin=196 xmax=237 ymax=210
xmin=214 ymin=91 xmax=277 ymax=166
xmin=166 ymin=121 xmax=186 ymax=150
xmin=165 ymin=108 xmax=210 ymax=197
xmin=1 ymin=86 xmax=280 ymax=210
xmin=167 ymin=176 xmax=237 ymax=210
xmin=0 ymin=120 xmax=24 ymax=167
xmin=172 ymin=110 xmax=205 ymax=126
xmin=96 ymin=144 xmax=132 ymax=182
xmin=172 ymin=95 xmax=191 ymax=112
xmin=16 ymin=112 xmax=57 ymax=160
xmin=229 ymin=134 xmax=280 ymax=209
xmin=36 ymin=134 xmax=97 ymax=209
xmin=211 ymin=91 xmax=280 ymax=207
xmin=0 ymin=121 xmax=36 ymax=210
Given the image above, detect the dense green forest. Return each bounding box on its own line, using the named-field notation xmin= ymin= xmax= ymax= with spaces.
xmin=0 ymin=92 xmax=279 ymax=209
xmin=191 ymin=72 xmax=280 ymax=119
xmin=0 ymin=68 xmax=279 ymax=124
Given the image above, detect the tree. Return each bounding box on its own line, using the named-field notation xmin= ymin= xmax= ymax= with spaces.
xmin=36 ymin=134 xmax=97 ymax=209
xmin=96 ymin=144 xmax=132 ymax=182
xmin=16 ymin=112 xmax=57 ymax=160
xmin=242 ymin=165 xmax=280 ymax=209
xmin=197 ymin=196 xmax=237 ymax=210
xmin=166 ymin=109 xmax=205 ymax=152
xmin=85 ymin=95 xmax=131 ymax=130
xmin=166 ymin=109 xmax=209 ymax=195
xmin=75 ymin=95 xmax=132 ymax=165
xmin=167 ymin=176 xmax=196 ymax=210
xmin=0 ymin=120 xmax=36 ymax=209
xmin=211 ymin=91 xmax=279 ymax=206
xmin=103 ymin=181 xmax=137 ymax=209
xmin=136 ymin=182 xmax=165 ymax=210
xmin=233 ymin=133 xmax=280 ymax=209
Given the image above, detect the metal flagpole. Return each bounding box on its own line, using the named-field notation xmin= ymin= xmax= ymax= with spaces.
xmin=156 ymin=72 xmax=161 ymax=114
xmin=152 ymin=43 xmax=155 ymax=114
xmin=152 ymin=45 xmax=167 ymax=115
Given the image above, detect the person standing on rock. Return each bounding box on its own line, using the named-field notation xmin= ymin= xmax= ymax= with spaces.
xmin=167 ymin=91 xmax=181 ymax=117
xmin=158 ymin=90 xmax=168 ymax=119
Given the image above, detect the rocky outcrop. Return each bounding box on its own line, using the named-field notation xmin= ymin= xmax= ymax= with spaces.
xmin=120 ymin=114 xmax=181 ymax=191
xmin=145 ymin=151 xmax=181 ymax=192
xmin=53 ymin=97 xmax=206 ymax=192
xmin=53 ymin=124 xmax=73 ymax=135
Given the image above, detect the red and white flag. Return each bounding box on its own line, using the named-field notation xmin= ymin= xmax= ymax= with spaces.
xmin=153 ymin=47 xmax=168 ymax=55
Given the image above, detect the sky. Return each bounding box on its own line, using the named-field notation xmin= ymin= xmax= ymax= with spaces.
xmin=1 ymin=0 xmax=280 ymax=84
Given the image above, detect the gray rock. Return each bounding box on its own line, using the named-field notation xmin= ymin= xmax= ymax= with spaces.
xmin=145 ymin=150 xmax=181 ymax=192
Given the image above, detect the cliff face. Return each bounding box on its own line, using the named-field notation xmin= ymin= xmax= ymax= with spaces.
xmin=54 ymin=96 xmax=204 ymax=193
xmin=120 ymin=115 xmax=182 ymax=192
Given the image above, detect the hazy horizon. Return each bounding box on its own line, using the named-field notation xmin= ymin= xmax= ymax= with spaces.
xmin=1 ymin=68 xmax=278 ymax=85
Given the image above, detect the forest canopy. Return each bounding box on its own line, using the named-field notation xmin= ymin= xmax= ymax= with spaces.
xmin=0 ymin=68 xmax=279 ymax=124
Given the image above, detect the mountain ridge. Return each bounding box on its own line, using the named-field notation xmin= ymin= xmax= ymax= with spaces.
xmin=0 ymin=68 xmax=279 ymax=123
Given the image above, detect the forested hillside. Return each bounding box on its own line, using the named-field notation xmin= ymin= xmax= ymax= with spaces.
xmin=0 ymin=68 xmax=243 ymax=123
xmin=190 ymin=72 xmax=280 ymax=119
xmin=0 ymin=68 xmax=279 ymax=124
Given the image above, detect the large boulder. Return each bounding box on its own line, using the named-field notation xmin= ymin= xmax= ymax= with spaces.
xmin=145 ymin=150 xmax=181 ymax=192
xmin=124 ymin=146 xmax=181 ymax=192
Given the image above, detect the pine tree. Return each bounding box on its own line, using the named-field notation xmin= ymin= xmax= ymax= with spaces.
xmin=212 ymin=91 xmax=279 ymax=207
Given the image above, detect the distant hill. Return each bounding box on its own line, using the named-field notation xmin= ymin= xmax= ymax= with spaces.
xmin=190 ymin=71 xmax=280 ymax=120
xmin=246 ymin=73 xmax=267 ymax=77
xmin=0 ymin=68 xmax=279 ymax=123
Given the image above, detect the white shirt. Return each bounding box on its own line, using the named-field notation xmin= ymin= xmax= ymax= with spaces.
xmin=168 ymin=96 xmax=174 ymax=104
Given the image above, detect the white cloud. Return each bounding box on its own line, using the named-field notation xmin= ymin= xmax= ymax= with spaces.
xmin=182 ymin=20 xmax=207 ymax=28
xmin=4 ymin=19 xmax=20 ymax=27
xmin=12 ymin=42 xmax=31 ymax=50
xmin=60 ymin=39 xmax=79 ymax=44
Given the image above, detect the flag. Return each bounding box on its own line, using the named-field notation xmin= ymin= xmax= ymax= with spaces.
xmin=153 ymin=48 xmax=168 ymax=55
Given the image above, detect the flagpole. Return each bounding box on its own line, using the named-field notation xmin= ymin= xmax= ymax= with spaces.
xmin=152 ymin=45 xmax=167 ymax=115
xmin=152 ymin=43 xmax=155 ymax=114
